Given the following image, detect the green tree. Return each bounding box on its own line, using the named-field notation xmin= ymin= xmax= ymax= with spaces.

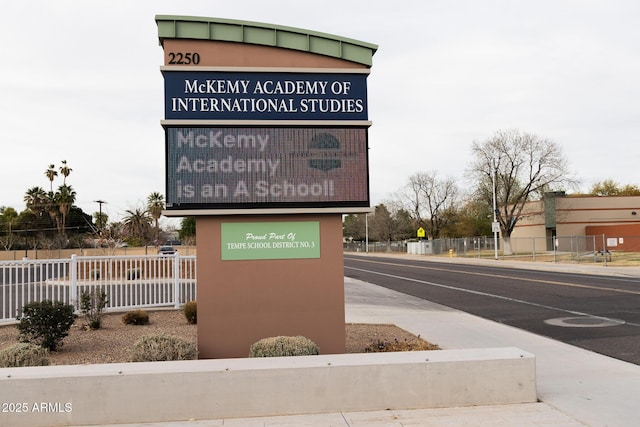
xmin=343 ymin=214 xmax=366 ymax=241
xmin=589 ymin=180 xmax=640 ymax=196
xmin=619 ymin=184 xmax=640 ymax=196
xmin=24 ymin=187 xmax=47 ymax=218
xmin=23 ymin=187 xmax=57 ymax=242
xmin=449 ymin=197 xmax=492 ymax=237
xmin=368 ymin=204 xmax=402 ymax=249
xmin=0 ymin=207 xmax=19 ymax=250
xmin=146 ymin=192 xmax=165 ymax=245
xmin=45 ymin=165 xmax=57 ymax=192
xmin=24 ymin=161 xmax=85 ymax=247
xmin=369 ymin=204 xmax=392 ymax=244
xmin=56 ymin=184 xmax=76 ymax=237
xmin=44 ymin=191 xmax=61 ymax=236
xmin=393 ymin=208 xmax=416 ymax=240
xmin=59 ymin=160 xmax=72 ymax=185
xmin=179 ymin=217 xmax=196 ymax=242
xmin=93 ymin=211 xmax=108 ymax=232
xmin=122 ymin=207 xmax=152 ymax=245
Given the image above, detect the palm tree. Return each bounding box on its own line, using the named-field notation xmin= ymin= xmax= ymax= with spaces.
xmin=59 ymin=160 xmax=72 ymax=185
xmin=45 ymin=191 xmax=61 ymax=235
xmin=56 ymin=184 xmax=76 ymax=237
xmin=24 ymin=186 xmax=47 ymax=217
xmin=45 ymin=165 xmax=57 ymax=192
xmin=122 ymin=207 xmax=152 ymax=244
xmin=146 ymin=192 xmax=165 ymax=245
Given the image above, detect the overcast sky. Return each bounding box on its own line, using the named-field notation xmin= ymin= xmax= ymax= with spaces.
xmin=2 ymin=1 xmax=639 ymax=225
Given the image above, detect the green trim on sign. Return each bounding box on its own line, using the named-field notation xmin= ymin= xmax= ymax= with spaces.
xmin=221 ymin=221 xmax=321 ymax=260
xmin=155 ymin=15 xmax=377 ymax=66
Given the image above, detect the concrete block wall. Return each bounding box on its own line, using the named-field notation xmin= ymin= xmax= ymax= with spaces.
xmin=0 ymin=347 xmax=536 ymax=427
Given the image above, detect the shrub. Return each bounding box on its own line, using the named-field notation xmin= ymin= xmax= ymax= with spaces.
xmin=79 ymin=288 xmax=108 ymax=329
xmin=183 ymin=301 xmax=197 ymax=324
xmin=122 ymin=310 xmax=150 ymax=325
xmin=249 ymin=336 xmax=320 ymax=357
xmin=16 ymin=300 xmax=76 ymax=351
xmin=364 ymin=336 xmax=439 ymax=353
xmin=129 ymin=334 xmax=197 ymax=362
xmin=0 ymin=343 xmax=50 ymax=367
xmin=126 ymin=268 xmax=141 ymax=280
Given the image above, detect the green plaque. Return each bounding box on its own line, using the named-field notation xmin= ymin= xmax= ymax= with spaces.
xmin=221 ymin=221 xmax=320 ymax=260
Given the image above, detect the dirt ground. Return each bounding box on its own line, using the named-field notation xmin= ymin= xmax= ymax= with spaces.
xmin=0 ymin=310 xmax=438 ymax=365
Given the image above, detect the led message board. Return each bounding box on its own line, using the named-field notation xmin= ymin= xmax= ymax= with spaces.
xmin=163 ymin=71 xmax=368 ymax=121
xmin=165 ymin=127 xmax=369 ymax=210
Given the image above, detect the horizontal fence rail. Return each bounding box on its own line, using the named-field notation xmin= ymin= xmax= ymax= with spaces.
xmin=0 ymin=254 xmax=196 ymax=324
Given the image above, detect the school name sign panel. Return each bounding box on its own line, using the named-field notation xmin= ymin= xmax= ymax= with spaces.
xmin=166 ymin=127 xmax=369 ymax=209
xmin=163 ymin=71 xmax=368 ymax=121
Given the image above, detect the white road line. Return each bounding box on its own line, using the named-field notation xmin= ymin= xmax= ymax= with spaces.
xmin=346 ymin=266 xmax=640 ymax=327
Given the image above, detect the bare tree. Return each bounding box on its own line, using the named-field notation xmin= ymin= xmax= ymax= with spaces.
xmin=467 ymin=129 xmax=576 ymax=254
xmin=402 ymin=171 xmax=458 ymax=239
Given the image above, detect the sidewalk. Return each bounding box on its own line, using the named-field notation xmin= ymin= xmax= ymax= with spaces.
xmin=103 ymin=256 xmax=640 ymax=426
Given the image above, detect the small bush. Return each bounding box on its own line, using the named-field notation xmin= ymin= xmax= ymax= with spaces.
xmin=129 ymin=334 xmax=197 ymax=362
xmin=126 ymin=268 xmax=141 ymax=280
xmin=364 ymin=336 xmax=439 ymax=353
xmin=183 ymin=301 xmax=197 ymax=324
xmin=0 ymin=343 xmax=50 ymax=367
xmin=79 ymin=288 xmax=108 ymax=330
xmin=122 ymin=310 xmax=150 ymax=325
xmin=249 ymin=336 xmax=319 ymax=357
xmin=16 ymin=300 xmax=76 ymax=351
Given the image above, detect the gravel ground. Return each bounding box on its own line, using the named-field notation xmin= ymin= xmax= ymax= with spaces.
xmin=0 ymin=310 xmax=436 ymax=365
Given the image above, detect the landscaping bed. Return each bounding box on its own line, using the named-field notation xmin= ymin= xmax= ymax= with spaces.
xmin=0 ymin=310 xmax=438 ymax=365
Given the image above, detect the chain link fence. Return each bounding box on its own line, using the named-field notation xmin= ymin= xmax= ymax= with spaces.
xmin=344 ymin=235 xmax=640 ymax=264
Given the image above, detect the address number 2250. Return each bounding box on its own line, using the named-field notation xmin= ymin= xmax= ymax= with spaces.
xmin=168 ymin=52 xmax=200 ymax=65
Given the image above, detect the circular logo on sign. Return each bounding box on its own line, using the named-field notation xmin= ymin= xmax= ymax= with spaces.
xmin=309 ymin=133 xmax=342 ymax=172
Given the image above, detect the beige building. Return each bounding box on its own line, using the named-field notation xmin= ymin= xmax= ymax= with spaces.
xmin=510 ymin=192 xmax=640 ymax=252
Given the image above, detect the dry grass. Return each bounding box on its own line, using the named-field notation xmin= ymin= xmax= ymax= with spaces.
xmin=0 ymin=310 xmax=438 ymax=365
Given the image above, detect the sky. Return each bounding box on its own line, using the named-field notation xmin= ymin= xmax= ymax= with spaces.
xmin=2 ymin=1 xmax=639 ymax=226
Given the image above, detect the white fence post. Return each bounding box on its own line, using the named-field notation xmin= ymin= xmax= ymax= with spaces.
xmin=69 ymin=254 xmax=78 ymax=307
xmin=173 ymin=253 xmax=180 ymax=309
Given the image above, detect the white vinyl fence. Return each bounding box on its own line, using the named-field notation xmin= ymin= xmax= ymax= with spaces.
xmin=0 ymin=254 xmax=196 ymax=324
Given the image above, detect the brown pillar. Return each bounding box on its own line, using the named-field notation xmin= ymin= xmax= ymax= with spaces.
xmin=196 ymin=214 xmax=345 ymax=358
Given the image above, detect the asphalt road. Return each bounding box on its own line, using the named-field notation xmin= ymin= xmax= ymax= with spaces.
xmin=344 ymin=254 xmax=640 ymax=365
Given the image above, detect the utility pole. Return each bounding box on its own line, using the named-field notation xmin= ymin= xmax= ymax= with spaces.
xmin=94 ymin=200 xmax=106 ymax=233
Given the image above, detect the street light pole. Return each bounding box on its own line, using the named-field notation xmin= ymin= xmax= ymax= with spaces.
xmin=365 ymin=213 xmax=369 ymax=253
xmin=492 ymin=165 xmax=498 ymax=260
